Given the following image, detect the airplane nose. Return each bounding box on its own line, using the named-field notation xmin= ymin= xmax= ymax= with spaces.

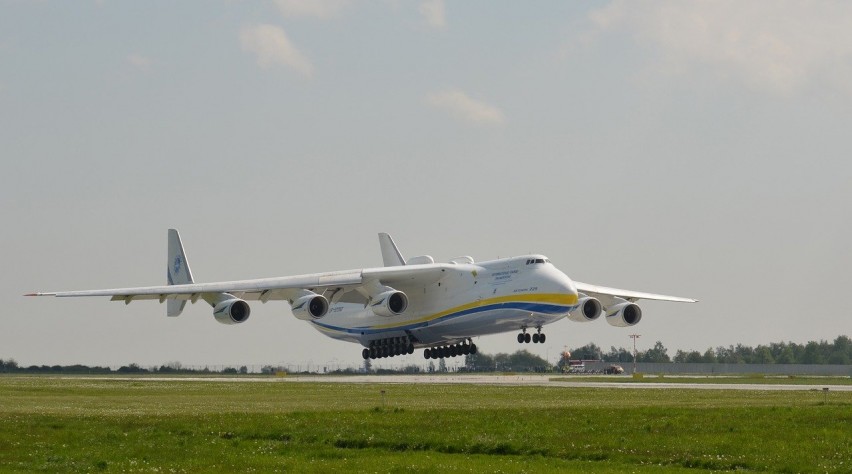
xmin=553 ymin=270 xmax=579 ymax=305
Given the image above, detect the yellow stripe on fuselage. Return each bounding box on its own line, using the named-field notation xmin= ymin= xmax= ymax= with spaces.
xmin=370 ymin=292 xmax=577 ymax=330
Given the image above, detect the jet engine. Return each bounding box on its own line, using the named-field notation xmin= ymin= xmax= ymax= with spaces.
xmin=370 ymin=290 xmax=408 ymax=317
xmin=605 ymin=299 xmax=642 ymax=327
xmin=567 ymin=296 xmax=602 ymax=322
xmin=213 ymin=298 xmax=251 ymax=325
xmin=291 ymin=294 xmax=329 ymax=321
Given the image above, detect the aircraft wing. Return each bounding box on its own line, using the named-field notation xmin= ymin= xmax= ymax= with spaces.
xmin=574 ymin=281 xmax=697 ymax=306
xmin=27 ymin=264 xmax=454 ymax=304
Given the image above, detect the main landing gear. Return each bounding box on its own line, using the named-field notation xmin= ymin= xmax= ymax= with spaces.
xmin=423 ymin=339 xmax=477 ymax=360
xmin=517 ymin=327 xmax=546 ymax=344
xmin=362 ymin=336 xmax=415 ymax=360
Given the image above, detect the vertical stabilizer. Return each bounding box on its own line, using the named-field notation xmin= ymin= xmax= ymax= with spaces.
xmin=378 ymin=233 xmax=406 ymax=267
xmin=167 ymin=229 xmax=194 ymax=316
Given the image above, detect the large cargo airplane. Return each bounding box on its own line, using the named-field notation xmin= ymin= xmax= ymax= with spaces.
xmin=28 ymin=230 xmax=696 ymax=360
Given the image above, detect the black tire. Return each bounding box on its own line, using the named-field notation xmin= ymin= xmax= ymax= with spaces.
xmin=450 ymin=345 xmax=457 ymax=357
xmin=517 ymin=333 xmax=524 ymax=343
xmin=408 ymin=343 xmax=415 ymax=354
xmin=462 ymin=344 xmax=470 ymax=355
xmin=369 ymin=348 xmax=377 ymax=359
xmin=424 ymin=348 xmax=431 ymax=359
xmin=470 ymin=343 xmax=477 ymax=355
xmin=532 ymin=333 xmax=540 ymax=344
xmin=524 ymin=333 xmax=532 ymax=344
xmin=540 ymin=333 xmax=546 ymax=343
xmin=362 ymin=348 xmax=370 ymax=360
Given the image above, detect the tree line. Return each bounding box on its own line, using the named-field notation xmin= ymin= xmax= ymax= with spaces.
xmin=566 ymin=335 xmax=852 ymax=365
xmin=0 ymin=360 xmax=251 ymax=375
xmin=1 ymin=335 xmax=848 ymax=374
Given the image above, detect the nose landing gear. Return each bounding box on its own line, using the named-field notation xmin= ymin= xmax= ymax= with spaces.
xmin=517 ymin=327 xmax=545 ymax=344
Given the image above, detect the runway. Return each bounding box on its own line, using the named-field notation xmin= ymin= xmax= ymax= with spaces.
xmin=280 ymin=374 xmax=852 ymax=391
xmin=68 ymin=374 xmax=852 ymax=391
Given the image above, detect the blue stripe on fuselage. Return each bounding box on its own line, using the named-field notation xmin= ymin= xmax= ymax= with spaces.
xmin=310 ymin=301 xmax=576 ymax=336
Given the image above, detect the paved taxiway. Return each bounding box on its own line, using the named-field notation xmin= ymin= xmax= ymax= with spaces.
xmin=73 ymin=374 xmax=852 ymax=391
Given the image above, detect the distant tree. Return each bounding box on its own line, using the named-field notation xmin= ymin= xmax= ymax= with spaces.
xmin=427 ymin=361 xmax=435 ymax=373
xmin=639 ymin=341 xmax=670 ymax=363
xmin=701 ymin=348 xmax=717 ymax=363
xmin=363 ymin=358 xmax=372 ymax=374
xmin=604 ymin=346 xmax=633 ymax=363
xmin=222 ymin=367 xmax=238 ymax=374
xmin=753 ymin=346 xmax=774 ymax=364
xmin=438 ymin=358 xmax=447 ymax=373
xmin=464 ymin=352 xmax=495 ymax=372
xmin=674 ymin=350 xmax=703 ymax=363
xmin=774 ymin=345 xmax=795 ymax=364
xmin=0 ymin=359 xmax=18 ymax=372
xmin=117 ymin=363 xmax=145 ymax=373
xmin=570 ymin=343 xmax=603 ymax=360
xmin=801 ymin=341 xmax=826 ymax=364
xmin=239 ymin=366 xmax=248 ymax=374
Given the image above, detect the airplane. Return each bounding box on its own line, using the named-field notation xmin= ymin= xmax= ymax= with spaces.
xmin=27 ymin=230 xmax=696 ymax=361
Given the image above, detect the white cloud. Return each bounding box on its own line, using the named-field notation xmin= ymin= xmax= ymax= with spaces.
xmin=274 ymin=0 xmax=349 ymax=19
xmin=419 ymin=0 xmax=446 ymax=29
xmin=240 ymin=24 xmax=313 ymax=76
xmin=126 ymin=54 xmax=152 ymax=71
xmin=583 ymin=0 xmax=852 ymax=96
xmin=426 ymin=89 xmax=504 ymax=125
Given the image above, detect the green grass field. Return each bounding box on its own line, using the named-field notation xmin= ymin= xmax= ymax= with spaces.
xmin=0 ymin=376 xmax=849 ymax=472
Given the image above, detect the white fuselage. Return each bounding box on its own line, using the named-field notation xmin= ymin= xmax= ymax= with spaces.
xmin=309 ymin=255 xmax=579 ymax=348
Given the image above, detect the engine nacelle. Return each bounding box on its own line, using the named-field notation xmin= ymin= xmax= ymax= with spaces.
xmin=213 ymin=298 xmax=251 ymax=325
xmin=605 ymin=301 xmax=642 ymax=327
xmin=567 ymin=296 xmax=602 ymax=322
xmin=370 ymin=290 xmax=408 ymax=317
xmin=291 ymin=294 xmax=329 ymax=321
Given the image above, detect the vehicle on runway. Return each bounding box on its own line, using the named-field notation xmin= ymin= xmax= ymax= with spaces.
xmin=28 ymin=230 xmax=696 ymax=361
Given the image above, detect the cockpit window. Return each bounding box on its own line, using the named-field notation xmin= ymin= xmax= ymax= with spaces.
xmin=535 ymin=258 xmax=545 ymax=264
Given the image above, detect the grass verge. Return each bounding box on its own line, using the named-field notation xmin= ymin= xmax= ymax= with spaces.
xmin=0 ymin=376 xmax=849 ymax=472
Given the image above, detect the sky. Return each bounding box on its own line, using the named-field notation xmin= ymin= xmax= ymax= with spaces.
xmin=2 ymin=0 xmax=851 ymax=371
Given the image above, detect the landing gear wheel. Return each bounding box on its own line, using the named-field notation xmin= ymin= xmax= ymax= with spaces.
xmin=524 ymin=333 xmax=532 ymax=344
xmin=539 ymin=333 xmax=546 ymax=343
xmin=370 ymin=348 xmax=377 ymax=359
xmin=408 ymin=343 xmax=415 ymax=354
xmin=424 ymin=348 xmax=431 ymax=359
xmin=517 ymin=333 xmax=524 ymax=343
xmin=532 ymin=333 xmax=540 ymax=344
xmin=470 ymin=343 xmax=477 ymax=354
xmin=362 ymin=348 xmax=370 ymax=360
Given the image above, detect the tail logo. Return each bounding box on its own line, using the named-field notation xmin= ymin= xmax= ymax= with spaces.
xmin=173 ymin=255 xmax=182 ymax=275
